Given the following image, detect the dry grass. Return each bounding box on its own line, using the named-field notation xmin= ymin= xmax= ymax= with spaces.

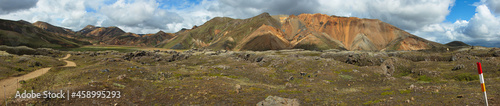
xmin=4 ymin=48 xmax=500 ymax=105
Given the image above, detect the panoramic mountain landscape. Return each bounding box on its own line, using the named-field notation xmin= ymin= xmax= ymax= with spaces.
xmin=1 ymin=0 xmax=500 ymax=105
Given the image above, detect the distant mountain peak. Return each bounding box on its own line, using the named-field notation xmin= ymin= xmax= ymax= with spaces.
xmin=445 ymin=41 xmax=470 ymax=47
xmin=84 ymin=25 xmax=96 ymax=29
xmin=257 ymin=12 xmax=270 ymax=16
xmin=18 ymin=20 xmax=31 ymax=25
xmin=156 ymin=30 xmax=166 ymax=34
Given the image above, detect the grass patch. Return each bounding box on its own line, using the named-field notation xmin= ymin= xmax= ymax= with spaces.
xmin=381 ymin=91 xmax=394 ymax=96
xmin=57 ymin=46 xmax=139 ymax=52
xmin=278 ymin=90 xmax=303 ymax=94
xmin=340 ymin=75 xmax=353 ymax=80
xmin=283 ymin=69 xmax=295 ymax=73
xmin=247 ymin=87 xmax=265 ymax=91
xmin=207 ymin=73 xmax=238 ymax=79
xmin=453 ymin=73 xmax=478 ymax=81
xmin=399 ymin=89 xmax=411 ymax=94
xmin=340 ymin=69 xmax=353 ymax=73
xmin=363 ymin=100 xmax=381 ymax=105
xmin=396 ymin=66 xmax=412 ymax=77
xmin=418 ymin=75 xmax=433 ymax=82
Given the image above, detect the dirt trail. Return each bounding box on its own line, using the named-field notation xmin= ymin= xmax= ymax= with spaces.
xmin=0 ymin=54 xmax=74 ymax=103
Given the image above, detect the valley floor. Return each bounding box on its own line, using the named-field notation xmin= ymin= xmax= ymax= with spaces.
xmin=1 ymin=47 xmax=500 ymax=105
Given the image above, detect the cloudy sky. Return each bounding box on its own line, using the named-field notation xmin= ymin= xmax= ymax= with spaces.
xmin=0 ymin=0 xmax=499 ymax=47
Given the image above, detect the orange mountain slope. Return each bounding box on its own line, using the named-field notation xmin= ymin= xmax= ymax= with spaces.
xmin=157 ymin=13 xmax=446 ymax=51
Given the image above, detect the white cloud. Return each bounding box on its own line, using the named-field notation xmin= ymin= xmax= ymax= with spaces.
xmin=464 ymin=5 xmax=500 ymax=38
xmin=485 ymin=0 xmax=500 ymax=14
xmin=412 ymin=20 xmax=469 ymax=44
xmin=0 ymin=0 xmax=104 ymax=31
xmin=0 ymin=0 xmax=38 ymax=14
xmin=412 ymin=1 xmax=500 ymax=47
xmin=0 ymin=0 xmax=498 ymax=47
xmin=100 ymin=0 xmax=183 ymax=31
xmin=0 ymin=0 xmax=454 ymax=33
xmin=316 ymin=0 xmax=454 ymax=31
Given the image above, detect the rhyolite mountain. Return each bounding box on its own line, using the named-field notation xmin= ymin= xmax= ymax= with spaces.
xmin=0 ymin=19 xmax=89 ymax=48
xmin=157 ymin=13 xmax=447 ymax=51
xmin=2 ymin=12 xmax=454 ymax=51
xmin=33 ymin=22 xmax=176 ymax=47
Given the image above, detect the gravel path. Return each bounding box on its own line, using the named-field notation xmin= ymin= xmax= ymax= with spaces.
xmin=0 ymin=54 xmax=74 ymax=103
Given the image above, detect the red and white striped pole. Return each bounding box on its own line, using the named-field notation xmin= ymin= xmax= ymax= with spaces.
xmin=477 ymin=62 xmax=488 ymax=106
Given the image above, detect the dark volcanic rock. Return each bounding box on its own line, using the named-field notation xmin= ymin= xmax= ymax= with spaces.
xmin=123 ymin=51 xmax=156 ymax=61
xmin=255 ymin=56 xmax=264 ymax=62
xmin=101 ymin=69 xmax=110 ymax=72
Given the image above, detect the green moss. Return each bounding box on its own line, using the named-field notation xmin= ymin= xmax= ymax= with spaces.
xmin=283 ymin=69 xmax=295 ymax=73
xmin=194 ymin=77 xmax=203 ymax=80
xmin=453 ymin=73 xmax=479 ymax=81
xmin=173 ymin=74 xmax=183 ymax=77
xmin=418 ymin=75 xmax=433 ymax=82
xmin=399 ymin=89 xmax=411 ymax=94
xmin=340 ymin=69 xmax=353 ymax=73
xmin=340 ymin=75 xmax=353 ymax=80
xmin=396 ymin=66 xmax=412 ymax=77
xmin=227 ymin=75 xmax=239 ymax=79
xmin=381 ymin=91 xmax=394 ymax=96
xmin=363 ymin=100 xmax=381 ymax=105
xmin=248 ymin=87 xmax=264 ymax=91
xmin=278 ymin=90 xmax=303 ymax=94
xmin=325 ymin=80 xmax=334 ymax=83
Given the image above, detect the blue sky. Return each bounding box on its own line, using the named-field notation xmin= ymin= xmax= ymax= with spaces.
xmin=446 ymin=0 xmax=479 ymax=22
xmin=0 ymin=0 xmax=499 ymax=47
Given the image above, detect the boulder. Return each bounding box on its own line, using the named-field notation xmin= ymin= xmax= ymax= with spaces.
xmin=256 ymin=96 xmax=300 ymax=106
xmin=452 ymin=64 xmax=465 ymax=71
xmin=255 ymin=56 xmax=264 ymax=62
xmin=101 ymin=69 xmax=110 ymax=72
xmin=117 ymin=74 xmax=127 ymax=80
xmin=449 ymin=55 xmax=457 ymax=61
xmin=380 ymin=58 xmax=396 ymax=76
xmin=235 ymin=84 xmax=242 ymax=93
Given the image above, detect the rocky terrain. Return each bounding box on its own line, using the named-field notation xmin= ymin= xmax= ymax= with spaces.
xmin=0 ymin=46 xmax=498 ymax=105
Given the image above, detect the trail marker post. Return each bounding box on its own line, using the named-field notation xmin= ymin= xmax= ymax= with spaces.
xmin=477 ymin=62 xmax=488 ymax=106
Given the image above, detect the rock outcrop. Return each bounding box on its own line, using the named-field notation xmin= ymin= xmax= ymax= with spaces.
xmin=256 ymin=96 xmax=300 ymax=106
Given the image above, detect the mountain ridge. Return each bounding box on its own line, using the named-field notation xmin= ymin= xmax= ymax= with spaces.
xmin=157 ymin=13 xmax=448 ymax=51
xmin=0 ymin=19 xmax=89 ymax=48
xmin=1 ymin=12 xmax=464 ymax=51
xmin=31 ymin=21 xmax=176 ymax=47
